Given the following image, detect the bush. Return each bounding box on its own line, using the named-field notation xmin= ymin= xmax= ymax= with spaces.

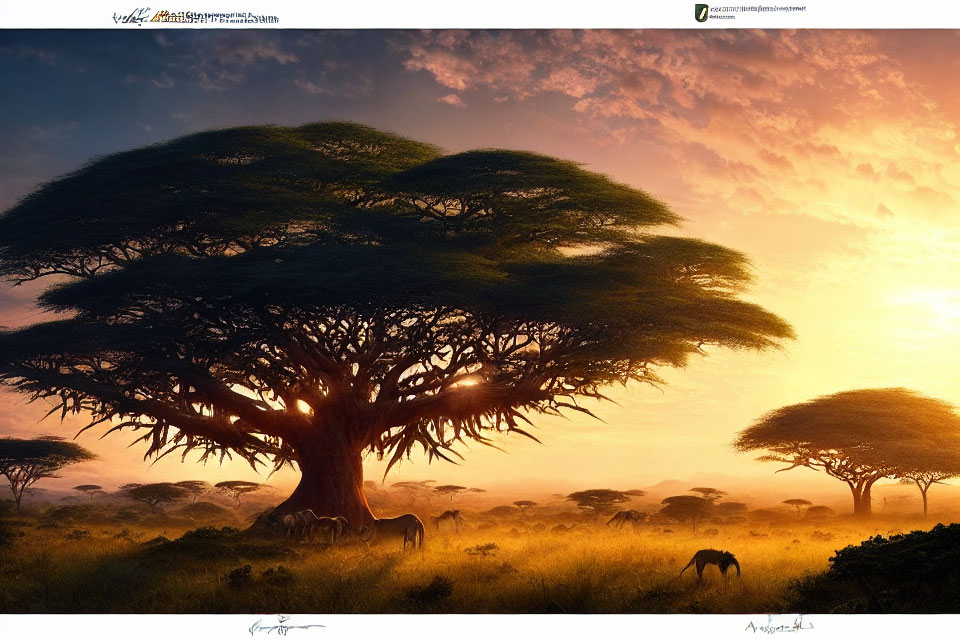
xmin=404 ymin=575 xmax=453 ymax=605
xmin=261 ymin=565 xmax=296 ymax=587
xmin=227 ymin=565 xmax=253 ymax=589
xmin=789 ymin=523 xmax=960 ymax=613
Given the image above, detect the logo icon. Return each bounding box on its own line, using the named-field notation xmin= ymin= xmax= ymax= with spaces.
xmin=695 ymin=4 xmax=709 ymax=22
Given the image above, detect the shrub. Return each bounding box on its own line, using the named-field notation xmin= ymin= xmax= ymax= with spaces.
xmin=227 ymin=565 xmax=253 ymax=589
xmin=261 ymin=565 xmax=296 ymax=587
xmin=404 ymin=575 xmax=453 ymax=605
xmin=789 ymin=523 xmax=960 ymax=613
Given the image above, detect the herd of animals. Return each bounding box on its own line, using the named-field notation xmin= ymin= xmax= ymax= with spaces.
xmin=278 ymin=507 xmax=741 ymax=582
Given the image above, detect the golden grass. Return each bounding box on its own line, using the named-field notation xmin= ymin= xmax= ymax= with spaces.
xmin=0 ymin=514 xmax=938 ymax=613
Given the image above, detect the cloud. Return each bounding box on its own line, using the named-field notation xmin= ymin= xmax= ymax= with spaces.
xmin=396 ymin=29 xmax=960 ymax=233
xmin=437 ymin=93 xmax=466 ymax=108
xmin=150 ymin=72 xmax=175 ymax=89
xmin=876 ymin=203 xmax=895 ymax=219
xmin=175 ymin=32 xmax=299 ymax=90
xmin=26 ymin=122 xmax=78 ymax=141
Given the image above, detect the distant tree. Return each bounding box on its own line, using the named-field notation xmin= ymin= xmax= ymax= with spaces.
xmin=735 ymin=388 xmax=960 ymax=516
xmin=804 ymin=505 xmax=837 ymax=521
xmin=567 ymin=489 xmax=630 ymax=521
xmin=783 ymin=498 xmax=812 ymax=518
xmin=434 ymin=484 xmax=468 ymax=503
xmin=467 ymin=487 xmax=487 ymax=495
xmin=73 ymin=484 xmax=104 ymax=501
xmin=118 ymin=483 xmax=142 ymax=492
xmin=889 ymin=439 xmax=960 ymax=517
xmin=0 ymin=437 xmax=96 ymax=513
xmin=391 ymin=480 xmax=436 ymax=505
xmin=125 ymin=482 xmax=188 ymax=513
xmin=174 ymin=480 xmax=212 ymax=504
xmin=0 ymin=123 xmax=792 ymax=529
xmin=624 ymin=489 xmax=647 ymax=498
xmin=513 ymin=500 xmax=537 ymax=514
xmin=660 ymin=495 xmax=709 ymax=531
xmin=689 ymin=487 xmax=726 ymax=503
xmin=485 ymin=505 xmax=520 ymax=518
xmin=715 ymin=501 xmax=748 ymax=517
xmin=214 ymin=480 xmax=263 ymax=509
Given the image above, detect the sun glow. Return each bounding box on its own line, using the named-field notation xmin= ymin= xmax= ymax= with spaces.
xmin=296 ymin=399 xmax=315 ymax=415
xmin=889 ymin=288 xmax=960 ymax=333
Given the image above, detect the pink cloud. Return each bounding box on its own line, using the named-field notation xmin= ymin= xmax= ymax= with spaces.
xmin=437 ymin=93 xmax=466 ymax=108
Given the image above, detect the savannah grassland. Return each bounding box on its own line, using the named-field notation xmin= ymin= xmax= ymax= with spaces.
xmin=0 ymin=498 xmax=944 ymax=614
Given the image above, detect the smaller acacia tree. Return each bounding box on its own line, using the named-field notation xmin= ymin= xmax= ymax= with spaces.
xmin=735 ymin=388 xmax=960 ymax=516
xmin=0 ymin=436 xmax=96 ymax=512
xmin=391 ymin=480 xmax=436 ymax=506
xmin=126 ymin=482 xmax=188 ymax=514
xmin=782 ymin=498 xmax=812 ymax=518
xmin=660 ymin=495 xmax=709 ymax=531
xmin=690 ymin=487 xmax=726 ymax=503
xmin=434 ymin=485 xmax=467 ymax=503
xmin=513 ymin=500 xmax=537 ymax=514
xmin=897 ymin=471 xmax=955 ymax=517
xmin=215 ymin=480 xmax=263 ymax=509
xmin=625 ymin=489 xmax=647 ymax=499
xmin=73 ymin=484 xmax=104 ymax=501
xmin=567 ymin=489 xmax=630 ymax=521
xmin=174 ymin=480 xmax=212 ymax=504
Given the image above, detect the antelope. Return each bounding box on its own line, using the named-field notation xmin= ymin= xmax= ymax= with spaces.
xmin=358 ymin=514 xmax=424 ymax=551
xmin=431 ymin=509 xmax=464 ymax=533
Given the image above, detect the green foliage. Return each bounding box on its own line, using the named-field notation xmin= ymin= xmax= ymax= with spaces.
xmin=790 ymin=524 xmax=960 ymax=612
xmin=0 ymin=122 xmax=791 ymax=491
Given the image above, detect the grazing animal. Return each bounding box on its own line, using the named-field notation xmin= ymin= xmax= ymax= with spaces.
xmin=679 ymin=549 xmax=741 ymax=582
xmin=296 ymin=510 xmax=343 ymax=543
xmin=334 ymin=516 xmax=351 ymax=536
xmin=359 ymin=514 xmax=424 ymax=551
xmin=313 ymin=516 xmax=343 ymax=543
xmin=431 ymin=509 xmax=465 ymax=533
xmin=606 ymin=510 xmax=647 ymax=532
xmin=281 ymin=513 xmax=299 ymax=539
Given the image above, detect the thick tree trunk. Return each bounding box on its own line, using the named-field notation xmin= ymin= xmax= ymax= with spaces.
xmin=921 ymin=487 xmax=929 ymax=517
xmin=272 ymin=431 xmax=375 ymax=529
xmin=850 ymin=486 xmax=862 ymax=516
xmin=851 ymin=479 xmax=877 ymax=517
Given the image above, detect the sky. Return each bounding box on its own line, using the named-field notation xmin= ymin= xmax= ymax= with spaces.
xmin=2 ymin=29 xmax=960 ymax=506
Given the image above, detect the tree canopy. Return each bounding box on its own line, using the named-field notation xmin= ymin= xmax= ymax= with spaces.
xmin=73 ymin=484 xmax=104 ymax=500
xmin=735 ymin=388 xmax=960 ymax=516
xmin=783 ymin=498 xmax=812 ymax=518
xmin=0 ymin=122 xmax=792 ymax=526
xmin=125 ymin=482 xmax=187 ymax=513
xmin=0 ymin=437 xmax=96 ymax=512
xmin=567 ymin=489 xmax=630 ymax=519
xmin=214 ymin=480 xmax=263 ymax=508
xmin=659 ymin=495 xmax=709 ymax=531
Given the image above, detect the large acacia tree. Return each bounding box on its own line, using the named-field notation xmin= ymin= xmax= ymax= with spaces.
xmin=735 ymin=388 xmax=960 ymax=516
xmin=0 ymin=122 xmax=792 ymax=527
